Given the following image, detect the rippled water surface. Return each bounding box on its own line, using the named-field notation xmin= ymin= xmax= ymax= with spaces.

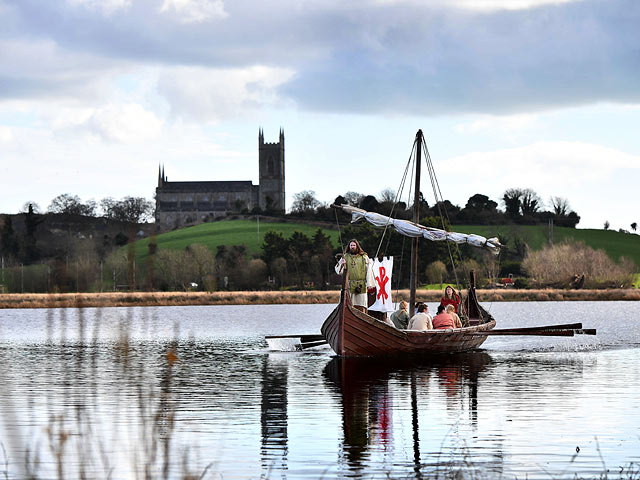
xmin=1 ymin=301 xmax=640 ymax=479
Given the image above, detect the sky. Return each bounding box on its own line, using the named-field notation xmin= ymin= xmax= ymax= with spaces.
xmin=0 ymin=0 xmax=639 ymax=230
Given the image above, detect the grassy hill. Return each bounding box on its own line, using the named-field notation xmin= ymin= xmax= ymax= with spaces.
xmin=456 ymin=224 xmax=640 ymax=266
xmin=130 ymin=219 xmax=341 ymax=261
xmin=129 ymin=219 xmax=639 ymax=268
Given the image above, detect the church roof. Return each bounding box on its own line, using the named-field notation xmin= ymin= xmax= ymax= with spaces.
xmin=158 ymin=180 xmax=256 ymax=192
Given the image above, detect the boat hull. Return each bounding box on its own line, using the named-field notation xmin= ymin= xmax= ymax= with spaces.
xmin=321 ymin=289 xmax=495 ymax=357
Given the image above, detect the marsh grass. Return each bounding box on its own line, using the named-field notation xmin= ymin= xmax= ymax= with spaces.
xmin=1 ymin=287 xmax=639 ymax=309
xmin=0 ymin=306 xmax=212 ymax=479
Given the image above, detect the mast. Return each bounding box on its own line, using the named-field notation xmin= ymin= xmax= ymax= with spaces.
xmin=409 ymin=130 xmax=422 ymax=315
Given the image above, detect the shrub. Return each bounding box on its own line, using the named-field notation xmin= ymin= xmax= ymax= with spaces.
xmin=523 ymin=240 xmax=636 ymax=288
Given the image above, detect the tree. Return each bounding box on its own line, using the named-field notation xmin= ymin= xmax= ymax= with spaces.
xmin=379 ymin=188 xmax=396 ymax=204
xmin=20 ymin=202 xmax=42 ymax=214
xmin=520 ymin=188 xmax=542 ymax=215
xmin=0 ymin=216 xmax=19 ymax=259
xmin=291 ymin=190 xmax=321 ymax=214
xmin=261 ymin=231 xmax=289 ymax=265
xmin=343 ymin=191 xmax=364 ymax=207
xmin=465 ymin=194 xmax=498 ymax=212
xmin=101 ymin=196 xmax=154 ymax=223
xmin=359 ymin=195 xmax=380 ymax=212
xmin=426 ymin=261 xmax=447 ymax=287
xmin=502 ymin=188 xmax=523 ymax=219
xmin=631 ymin=222 xmax=637 ymax=232
xmin=48 ymin=194 xmax=96 ymax=216
xmin=604 ymin=220 xmax=610 ymax=230
xmin=550 ymin=196 xmax=570 ymax=216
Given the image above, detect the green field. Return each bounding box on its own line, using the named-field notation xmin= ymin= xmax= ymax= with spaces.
xmin=128 ymin=219 xmax=640 ymax=268
xmin=455 ymin=224 xmax=640 ymax=266
xmin=130 ymin=219 xmax=341 ymax=261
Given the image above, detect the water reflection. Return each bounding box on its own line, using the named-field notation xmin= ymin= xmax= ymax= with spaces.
xmin=261 ymin=354 xmax=289 ymax=479
xmin=321 ymin=353 xmax=492 ymax=476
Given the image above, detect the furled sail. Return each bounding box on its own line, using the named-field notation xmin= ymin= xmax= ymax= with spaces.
xmin=335 ymin=204 xmax=502 ymax=254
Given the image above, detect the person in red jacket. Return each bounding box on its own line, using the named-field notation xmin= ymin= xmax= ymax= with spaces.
xmin=432 ymin=304 xmax=456 ymax=330
xmin=439 ymin=285 xmax=461 ymax=313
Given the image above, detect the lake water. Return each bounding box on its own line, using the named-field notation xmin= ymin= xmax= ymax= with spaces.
xmin=1 ymin=301 xmax=640 ymax=479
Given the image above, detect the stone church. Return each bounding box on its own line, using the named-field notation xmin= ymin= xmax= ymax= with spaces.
xmin=155 ymin=128 xmax=285 ymax=229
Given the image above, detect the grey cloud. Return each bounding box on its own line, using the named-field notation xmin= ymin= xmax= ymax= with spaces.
xmin=2 ymin=0 xmax=639 ymax=114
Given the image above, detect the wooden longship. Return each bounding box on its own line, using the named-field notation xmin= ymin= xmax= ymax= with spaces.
xmin=321 ymin=272 xmax=496 ymax=357
xmin=321 ymin=129 xmax=498 ymax=357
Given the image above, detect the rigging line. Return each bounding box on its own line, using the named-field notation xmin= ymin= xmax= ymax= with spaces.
xmin=334 ymin=207 xmax=345 ymax=255
xmin=374 ymin=140 xmax=416 ymax=259
xmin=380 ymin=151 xmax=413 ymax=258
xmin=421 ymin=136 xmax=461 ymax=291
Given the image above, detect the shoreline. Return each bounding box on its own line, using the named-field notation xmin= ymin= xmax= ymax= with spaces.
xmin=1 ymin=288 xmax=638 ymax=309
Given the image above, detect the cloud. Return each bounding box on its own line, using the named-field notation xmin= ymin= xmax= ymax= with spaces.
xmin=422 ymin=0 xmax=585 ymax=11
xmin=0 ymin=126 xmax=14 ymax=142
xmin=455 ymin=114 xmax=539 ymax=134
xmin=157 ymin=65 xmax=295 ymax=122
xmin=66 ymin=0 xmax=132 ymax=14
xmin=81 ymin=103 xmax=164 ymax=143
xmin=2 ymin=0 xmax=639 ymax=117
xmin=159 ymin=0 xmax=228 ymax=23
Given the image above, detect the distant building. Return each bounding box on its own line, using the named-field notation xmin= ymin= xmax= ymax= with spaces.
xmin=155 ymin=128 xmax=285 ymax=229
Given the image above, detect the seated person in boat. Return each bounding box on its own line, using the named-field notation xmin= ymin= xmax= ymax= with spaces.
xmin=432 ymin=304 xmax=457 ymax=330
xmin=439 ymin=285 xmax=461 ymax=313
xmin=335 ymin=238 xmax=375 ymax=313
xmin=445 ymin=304 xmax=463 ymax=328
xmin=407 ymin=303 xmax=433 ymax=330
xmin=389 ymin=300 xmax=410 ymax=329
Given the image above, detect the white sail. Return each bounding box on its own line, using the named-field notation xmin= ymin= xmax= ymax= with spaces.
xmin=337 ymin=204 xmax=502 ymax=254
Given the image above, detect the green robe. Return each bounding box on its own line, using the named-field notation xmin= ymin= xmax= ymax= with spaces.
xmin=345 ymin=253 xmax=368 ymax=294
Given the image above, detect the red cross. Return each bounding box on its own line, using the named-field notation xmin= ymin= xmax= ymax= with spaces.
xmin=376 ymin=266 xmax=389 ymax=303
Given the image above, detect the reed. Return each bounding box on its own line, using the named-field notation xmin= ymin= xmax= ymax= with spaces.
xmin=1 ymin=288 xmax=639 ymax=309
xmin=0 ymin=307 xmax=211 ymax=479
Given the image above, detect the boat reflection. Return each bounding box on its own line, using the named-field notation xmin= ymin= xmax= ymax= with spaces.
xmin=260 ymin=354 xmax=289 ymax=479
xmin=322 ymin=353 xmax=492 ymax=475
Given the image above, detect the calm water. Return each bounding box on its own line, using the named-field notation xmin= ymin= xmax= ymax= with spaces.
xmin=1 ymin=301 xmax=640 ymax=479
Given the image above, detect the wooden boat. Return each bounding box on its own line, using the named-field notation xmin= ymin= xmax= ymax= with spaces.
xmin=321 ymin=269 xmax=496 ymax=356
xmin=321 ymin=129 xmax=500 ymax=357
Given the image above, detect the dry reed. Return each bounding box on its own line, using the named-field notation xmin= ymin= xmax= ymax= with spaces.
xmin=0 ymin=287 xmax=638 ymax=309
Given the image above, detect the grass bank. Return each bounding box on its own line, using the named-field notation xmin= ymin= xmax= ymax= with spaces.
xmin=1 ymin=288 xmax=639 ymax=309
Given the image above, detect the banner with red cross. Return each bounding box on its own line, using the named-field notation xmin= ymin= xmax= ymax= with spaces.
xmin=369 ymin=256 xmax=394 ymax=312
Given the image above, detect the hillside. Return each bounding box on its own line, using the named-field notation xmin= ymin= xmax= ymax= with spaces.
xmin=456 ymin=224 xmax=640 ymax=266
xmin=130 ymin=218 xmax=341 ymax=261
xmin=129 ymin=219 xmax=640 ymax=267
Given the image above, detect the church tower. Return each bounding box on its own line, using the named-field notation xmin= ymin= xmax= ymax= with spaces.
xmin=258 ymin=128 xmax=285 ymax=213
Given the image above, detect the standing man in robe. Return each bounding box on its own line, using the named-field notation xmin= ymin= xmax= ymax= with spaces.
xmin=335 ymin=239 xmax=376 ymax=313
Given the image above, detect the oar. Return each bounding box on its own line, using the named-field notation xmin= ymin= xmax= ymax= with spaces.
xmin=489 ymin=322 xmax=584 ymax=332
xmin=265 ymin=334 xmax=325 ymax=342
xmin=265 ymin=333 xmax=328 ymax=350
xmin=295 ymin=340 xmax=329 ymax=350
xmin=470 ymin=328 xmax=596 ymax=336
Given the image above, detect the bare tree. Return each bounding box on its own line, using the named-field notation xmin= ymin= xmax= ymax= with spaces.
xmin=20 ymin=202 xmax=42 ymax=214
xmin=425 ymin=261 xmax=447 ymax=287
xmin=48 ymin=194 xmax=97 ymax=216
xmin=101 ymin=196 xmax=154 ymax=223
xmin=291 ymin=190 xmax=321 ymax=213
xmin=378 ymin=188 xmax=396 ymax=204
xmin=343 ymin=191 xmax=364 ymax=207
xmin=549 ymin=196 xmax=570 ymax=216
xmin=520 ymin=188 xmax=542 ymax=215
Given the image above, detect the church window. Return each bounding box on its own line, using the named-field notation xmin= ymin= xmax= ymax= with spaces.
xmin=268 ymin=157 xmax=274 ymax=175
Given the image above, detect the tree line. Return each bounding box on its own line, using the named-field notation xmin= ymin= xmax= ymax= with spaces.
xmin=289 ymin=187 xmax=581 ymax=228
